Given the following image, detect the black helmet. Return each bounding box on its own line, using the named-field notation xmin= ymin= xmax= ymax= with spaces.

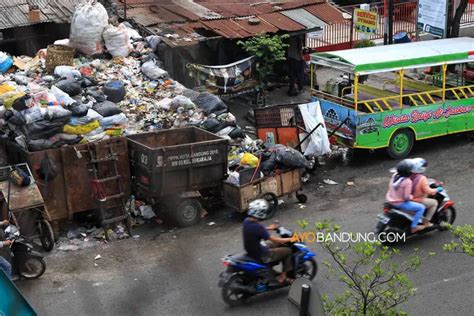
xmin=396 ymin=159 xmax=413 ymax=177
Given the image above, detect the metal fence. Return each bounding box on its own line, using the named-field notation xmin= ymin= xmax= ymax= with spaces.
xmin=308 ymin=1 xmax=474 ymax=52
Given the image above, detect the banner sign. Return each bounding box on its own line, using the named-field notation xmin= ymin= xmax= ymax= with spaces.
xmin=354 ymin=9 xmax=378 ymax=34
xmin=189 ymin=56 xmax=257 ymax=96
xmin=417 ymin=0 xmax=448 ymax=37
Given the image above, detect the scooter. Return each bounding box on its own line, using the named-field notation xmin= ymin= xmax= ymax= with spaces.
xmin=376 ymin=179 xmax=456 ymax=244
xmin=218 ymin=226 xmax=317 ymax=306
xmin=4 ymin=224 xmax=46 ymax=279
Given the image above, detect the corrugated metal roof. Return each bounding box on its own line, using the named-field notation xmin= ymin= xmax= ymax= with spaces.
xmin=259 ymin=12 xmax=305 ymax=32
xmin=200 ymin=19 xmax=250 ymax=38
xmin=304 ymin=2 xmax=346 ymax=25
xmin=149 ymin=5 xmax=187 ymax=23
xmin=0 ymin=0 xmax=79 ymax=30
xmin=233 ymin=17 xmax=279 ymax=36
xmin=281 ymin=8 xmax=325 ymax=30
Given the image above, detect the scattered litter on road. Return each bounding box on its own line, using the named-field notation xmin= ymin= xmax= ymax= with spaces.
xmin=278 ymin=199 xmax=285 ymax=205
xmin=94 ymin=254 xmax=102 ymax=260
xmin=323 ymin=179 xmax=338 ymax=185
xmin=347 ymin=181 xmax=355 ymax=186
xmin=208 ymin=222 xmax=216 ymax=226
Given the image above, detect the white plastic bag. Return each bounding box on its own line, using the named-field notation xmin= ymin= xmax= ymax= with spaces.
xmin=69 ymin=1 xmax=109 ymax=55
xmin=51 ymin=86 xmax=75 ymax=106
xmin=54 ymin=66 xmax=81 ymax=78
xmin=141 ymin=60 xmax=168 ymax=80
xmin=103 ymin=24 xmax=132 ymax=57
xmin=100 ymin=112 xmax=127 ymax=127
xmin=298 ymin=101 xmax=331 ymax=157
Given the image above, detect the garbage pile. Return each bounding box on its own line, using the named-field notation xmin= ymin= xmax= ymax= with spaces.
xmin=226 ymin=136 xmax=312 ymax=186
xmin=0 ymin=1 xmax=243 ymax=153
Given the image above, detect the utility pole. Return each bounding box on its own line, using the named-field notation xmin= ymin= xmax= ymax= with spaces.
xmin=383 ymin=0 xmax=388 ymax=44
xmin=388 ymin=0 xmax=394 ymax=44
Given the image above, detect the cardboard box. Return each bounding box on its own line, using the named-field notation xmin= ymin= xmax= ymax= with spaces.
xmin=28 ymin=10 xmax=41 ymax=22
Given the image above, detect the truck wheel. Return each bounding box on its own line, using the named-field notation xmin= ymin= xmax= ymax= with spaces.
xmin=387 ymin=129 xmax=414 ymax=159
xmin=174 ymin=199 xmax=202 ymax=227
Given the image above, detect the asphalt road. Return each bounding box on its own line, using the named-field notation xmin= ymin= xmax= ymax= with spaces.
xmin=17 ymin=134 xmax=474 ymax=316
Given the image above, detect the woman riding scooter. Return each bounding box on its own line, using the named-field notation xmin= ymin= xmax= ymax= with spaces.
xmin=385 ymin=159 xmax=426 ymax=233
xmin=410 ymin=158 xmax=442 ymax=227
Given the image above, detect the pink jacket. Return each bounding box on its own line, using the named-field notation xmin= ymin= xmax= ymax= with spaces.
xmin=411 ymin=174 xmax=437 ymax=202
xmin=386 ymin=174 xmax=413 ymax=204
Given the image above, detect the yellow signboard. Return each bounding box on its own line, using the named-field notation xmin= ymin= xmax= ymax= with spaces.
xmin=354 ymin=9 xmax=378 ymax=34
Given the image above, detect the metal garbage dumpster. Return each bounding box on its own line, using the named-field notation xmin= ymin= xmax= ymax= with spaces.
xmin=127 ymin=127 xmax=228 ymax=227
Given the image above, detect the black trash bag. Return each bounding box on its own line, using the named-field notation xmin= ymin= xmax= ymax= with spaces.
xmin=23 ymin=118 xmax=68 ymax=140
xmin=93 ymin=101 xmax=122 ymax=117
xmin=28 ymin=139 xmax=57 ymax=152
xmin=85 ymin=88 xmax=107 ymax=102
xmin=260 ymin=153 xmax=278 ymax=175
xmin=55 ymin=79 xmax=82 ymax=97
xmin=78 ymin=77 xmax=97 ymax=88
xmin=5 ymin=110 xmax=25 ymax=126
xmin=274 ymin=146 xmax=310 ymax=169
xmin=12 ymin=95 xmax=30 ymax=111
xmin=200 ymin=118 xmax=221 ymax=132
xmin=67 ymin=102 xmax=89 ymax=117
xmin=38 ymin=153 xmax=58 ymax=196
xmin=194 ymin=92 xmax=227 ymax=115
xmin=228 ymin=126 xmax=244 ymax=139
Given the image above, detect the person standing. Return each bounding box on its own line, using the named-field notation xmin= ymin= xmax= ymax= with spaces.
xmin=287 ymin=35 xmax=305 ymax=96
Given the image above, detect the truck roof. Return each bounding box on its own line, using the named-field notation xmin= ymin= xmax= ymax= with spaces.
xmin=311 ymin=37 xmax=474 ymax=75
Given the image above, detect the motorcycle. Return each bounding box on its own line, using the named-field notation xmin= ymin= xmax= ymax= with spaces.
xmin=376 ymin=179 xmax=456 ymax=244
xmin=4 ymin=224 xmax=46 ymax=279
xmin=218 ymin=226 xmax=317 ymax=306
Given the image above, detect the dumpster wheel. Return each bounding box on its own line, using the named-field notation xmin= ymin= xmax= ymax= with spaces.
xmin=174 ymin=199 xmax=202 ymax=227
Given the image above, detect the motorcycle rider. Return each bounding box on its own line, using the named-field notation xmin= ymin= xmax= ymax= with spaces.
xmin=243 ymin=199 xmax=294 ymax=284
xmin=0 ymin=219 xmax=12 ymax=278
xmin=386 ymin=159 xmax=426 ymax=233
xmin=410 ymin=158 xmax=442 ymax=227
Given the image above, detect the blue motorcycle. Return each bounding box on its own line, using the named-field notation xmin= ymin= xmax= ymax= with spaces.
xmin=218 ymin=227 xmax=317 ymax=306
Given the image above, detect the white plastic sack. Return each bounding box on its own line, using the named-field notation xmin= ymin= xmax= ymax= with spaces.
xmin=139 ymin=205 xmax=155 ymax=219
xmin=70 ymin=1 xmax=109 ymax=55
xmin=45 ymin=106 xmax=72 ymax=120
xmin=51 ymin=86 xmax=75 ymax=106
xmin=298 ymin=101 xmax=331 ymax=157
xmin=100 ymin=112 xmax=127 ymax=127
xmin=54 ymin=39 xmax=71 ymax=46
xmin=141 ymin=60 xmax=168 ymax=80
xmin=69 ymin=109 xmax=103 ymax=126
xmin=103 ymin=24 xmax=132 ymax=57
xmin=54 ymin=66 xmax=81 ymax=78
xmin=121 ymin=22 xmax=142 ymax=40
xmin=21 ymin=106 xmax=44 ymax=124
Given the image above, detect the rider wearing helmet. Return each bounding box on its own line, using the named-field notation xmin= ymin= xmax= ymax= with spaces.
xmin=410 ymin=158 xmax=441 ymax=227
xmin=386 ymin=159 xmax=426 ymax=233
xmin=244 ymin=199 xmax=294 ymax=284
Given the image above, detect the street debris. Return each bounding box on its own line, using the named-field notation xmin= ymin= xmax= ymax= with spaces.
xmin=208 ymin=222 xmax=216 ymax=226
xmin=323 ymin=179 xmax=338 ymax=185
xmin=347 ymin=181 xmax=355 ymax=186
xmin=94 ymin=254 xmax=102 ymax=260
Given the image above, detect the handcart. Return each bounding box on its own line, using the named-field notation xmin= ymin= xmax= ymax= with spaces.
xmin=0 ymin=163 xmax=54 ymax=252
xmin=223 ymin=168 xmax=307 ymax=219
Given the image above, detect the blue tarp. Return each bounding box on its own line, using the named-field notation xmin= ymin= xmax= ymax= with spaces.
xmin=0 ymin=269 xmax=37 ymax=316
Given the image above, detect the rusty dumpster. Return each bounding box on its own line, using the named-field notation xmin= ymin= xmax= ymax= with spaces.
xmin=127 ymin=127 xmax=228 ymax=227
xmin=2 ymin=137 xmax=131 ymax=222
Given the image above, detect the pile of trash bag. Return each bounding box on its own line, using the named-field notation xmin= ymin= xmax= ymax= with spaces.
xmin=0 ymin=3 xmax=243 ymax=153
xmin=225 ymin=136 xmax=310 ymax=186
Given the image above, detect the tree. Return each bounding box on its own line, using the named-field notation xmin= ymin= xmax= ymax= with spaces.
xmin=299 ymin=220 xmax=426 ymax=315
xmin=238 ymin=34 xmax=289 ymax=106
xmin=443 ymin=224 xmax=474 ymax=256
xmin=449 ymin=0 xmax=469 ymax=38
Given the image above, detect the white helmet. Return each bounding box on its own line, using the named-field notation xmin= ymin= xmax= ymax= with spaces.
xmin=410 ymin=158 xmax=427 ymax=174
xmin=247 ymin=199 xmax=269 ymax=220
